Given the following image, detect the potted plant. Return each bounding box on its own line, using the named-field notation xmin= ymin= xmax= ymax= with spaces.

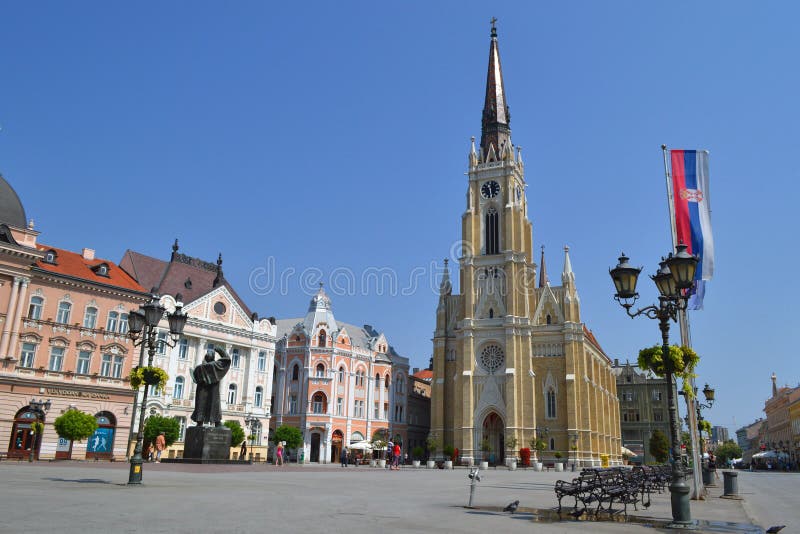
xmin=411 ymin=446 xmax=424 ymax=468
xmin=519 ymin=447 xmax=531 ymax=468
xmin=505 ymin=434 xmax=518 ymax=469
xmin=425 ymin=434 xmax=440 ymax=469
xmin=554 ymin=451 xmax=564 ymax=472
xmin=479 ymin=438 xmax=492 ymax=470
xmin=129 ymin=366 xmax=169 ymax=390
xmin=443 ymin=444 xmax=455 ymax=469
xmin=531 ymin=437 xmax=546 ymax=471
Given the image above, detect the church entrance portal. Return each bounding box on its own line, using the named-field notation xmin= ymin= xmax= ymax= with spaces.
xmin=482 ymin=412 xmax=504 ymax=464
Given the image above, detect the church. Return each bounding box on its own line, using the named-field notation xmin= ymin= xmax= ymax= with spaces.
xmin=430 ymin=23 xmax=621 ymax=467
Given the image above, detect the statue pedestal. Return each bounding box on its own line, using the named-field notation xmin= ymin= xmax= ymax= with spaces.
xmin=184 ymin=426 xmax=232 ymax=460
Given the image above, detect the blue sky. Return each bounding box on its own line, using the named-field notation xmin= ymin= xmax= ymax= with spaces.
xmin=2 ymin=1 xmax=798 ymax=435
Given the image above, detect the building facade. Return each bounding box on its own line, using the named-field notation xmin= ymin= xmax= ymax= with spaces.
xmin=430 ymin=25 xmax=621 ymax=466
xmin=119 ymin=242 xmax=277 ymax=460
xmin=611 ymin=360 xmax=671 ymax=464
xmin=735 ymin=418 xmax=764 ymax=464
xmin=710 ymin=426 xmax=729 ymax=446
xmin=761 ymin=373 xmax=798 ymax=467
xmin=273 ymin=285 xmax=409 ymax=463
xmin=0 ymin=174 xmax=149 ymax=460
xmin=406 ymin=368 xmax=432 ymax=457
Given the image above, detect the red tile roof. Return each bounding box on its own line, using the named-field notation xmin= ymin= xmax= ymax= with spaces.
xmin=583 ymin=325 xmax=610 ymax=362
xmin=412 ymin=369 xmax=433 ymax=381
xmin=35 ymin=244 xmax=147 ymax=293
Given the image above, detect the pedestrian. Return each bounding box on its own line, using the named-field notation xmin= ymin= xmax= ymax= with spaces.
xmin=392 ymin=442 xmax=401 ymax=470
xmin=341 ymin=447 xmax=349 ymax=468
xmin=240 ymin=440 xmax=248 ymax=460
xmin=386 ymin=440 xmax=393 ymax=468
xmin=143 ymin=441 xmax=152 ymax=462
xmin=275 ymin=441 xmax=284 ymax=466
xmin=153 ymin=432 xmax=166 ymax=463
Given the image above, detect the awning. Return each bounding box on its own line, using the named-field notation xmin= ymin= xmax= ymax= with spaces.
xmin=621 ymin=446 xmax=637 ymax=456
xmin=348 ymin=440 xmax=373 ymax=451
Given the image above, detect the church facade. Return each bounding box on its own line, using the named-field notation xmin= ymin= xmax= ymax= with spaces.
xmin=430 ymin=25 xmax=621 ymax=466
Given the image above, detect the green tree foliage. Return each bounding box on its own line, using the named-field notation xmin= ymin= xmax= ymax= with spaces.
xmin=273 ymin=425 xmax=303 ymax=449
xmin=223 ymin=420 xmax=245 ymax=447
xmin=143 ymin=415 xmax=180 ymax=447
xmin=649 ymin=429 xmax=670 ymax=463
xmin=713 ymin=440 xmax=743 ymax=466
xmin=53 ymin=410 xmax=98 ymax=442
xmin=412 ymin=446 xmax=424 ymax=460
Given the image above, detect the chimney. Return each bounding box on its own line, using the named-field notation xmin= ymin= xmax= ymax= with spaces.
xmin=82 ymin=248 xmax=95 ymax=261
xmin=412 ymin=367 xmax=419 ymax=375
xmin=613 ymin=358 xmax=619 ymax=367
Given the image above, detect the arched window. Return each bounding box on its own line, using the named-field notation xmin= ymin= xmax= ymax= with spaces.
xmin=546 ymin=314 xmax=552 ymax=325
xmin=228 ymin=384 xmax=237 ymax=405
xmin=292 ymin=364 xmax=299 ymax=381
xmin=318 ymin=330 xmax=326 ymax=347
xmin=384 ymin=374 xmax=390 ymax=390
xmin=86 ymin=411 xmax=116 ymax=459
xmin=550 ymin=437 xmax=555 ymax=450
xmin=316 ymin=363 xmax=325 ymax=378
xmin=489 ymin=308 xmax=494 ymax=318
xmin=56 ymin=301 xmax=72 ymax=324
xmin=254 ymin=386 xmax=263 ymax=407
xmin=312 ymin=392 xmax=327 ymax=414
xmin=485 ymin=206 xmax=499 ymax=255
xmin=28 ymin=296 xmax=43 ymax=320
xmin=338 ymin=366 xmax=345 ymax=383
xmin=83 ymin=306 xmax=98 ymax=329
xmin=375 ymin=374 xmax=380 ymax=388
xmin=546 ymin=387 xmax=556 ymax=419
xmin=173 ymin=376 xmax=184 ymax=400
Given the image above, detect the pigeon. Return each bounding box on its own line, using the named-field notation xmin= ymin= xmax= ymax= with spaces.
xmin=766 ymin=527 xmax=785 ymax=534
xmin=503 ymin=500 xmax=519 ymax=513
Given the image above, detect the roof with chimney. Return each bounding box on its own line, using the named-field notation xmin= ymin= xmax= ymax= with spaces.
xmin=35 ymin=244 xmax=146 ymax=293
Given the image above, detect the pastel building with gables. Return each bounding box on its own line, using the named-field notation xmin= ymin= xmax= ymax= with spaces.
xmin=273 ymin=285 xmax=409 ymax=463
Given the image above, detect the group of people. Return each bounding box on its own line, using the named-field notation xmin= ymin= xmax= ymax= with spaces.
xmin=141 ymin=432 xmax=167 ymax=463
xmin=338 ymin=441 xmax=403 ymax=469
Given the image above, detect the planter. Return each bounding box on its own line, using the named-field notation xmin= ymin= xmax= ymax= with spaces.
xmin=479 ymin=461 xmax=489 ymax=470
xmin=554 ymin=462 xmax=563 ymax=472
xmin=444 ymin=460 xmax=453 ymax=470
xmin=378 ymin=459 xmax=386 ymax=468
xmin=509 ymin=460 xmax=517 ymax=471
xmin=369 ymin=459 xmax=377 ymax=467
xmin=426 ymin=460 xmax=436 ymax=469
xmin=412 ymin=460 xmax=421 ymax=468
xmin=142 ymin=368 xmax=162 ymax=386
xmin=533 ymin=462 xmax=543 ymax=471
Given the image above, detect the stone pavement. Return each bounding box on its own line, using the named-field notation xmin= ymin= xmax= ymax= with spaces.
xmin=0 ymin=462 xmax=773 ymax=533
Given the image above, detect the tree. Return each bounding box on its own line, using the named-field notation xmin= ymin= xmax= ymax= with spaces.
xmin=223 ymin=420 xmax=245 ymax=447
xmin=649 ymin=429 xmax=670 ymax=463
xmin=273 ymin=425 xmax=303 ymax=450
xmin=143 ymin=415 xmax=180 ymax=447
xmin=714 ymin=440 xmax=743 ymax=466
xmin=54 ymin=410 xmax=98 ymax=442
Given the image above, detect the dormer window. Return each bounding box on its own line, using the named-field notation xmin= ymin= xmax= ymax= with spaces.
xmin=43 ymin=250 xmax=57 ymax=264
xmin=92 ymin=263 xmax=110 ymax=277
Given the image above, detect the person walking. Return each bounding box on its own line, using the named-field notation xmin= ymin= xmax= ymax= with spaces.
xmin=340 ymin=447 xmax=349 ymax=468
xmin=240 ymin=440 xmax=248 ymax=461
xmin=392 ymin=442 xmax=401 ymax=470
xmin=275 ymin=441 xmax=284 ymax=466
xmin=154 ymin=432 xmax=166 ymax=463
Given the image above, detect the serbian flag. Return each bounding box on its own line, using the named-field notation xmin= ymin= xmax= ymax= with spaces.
xmin=670 ymin=149 xmax=714 ymax=308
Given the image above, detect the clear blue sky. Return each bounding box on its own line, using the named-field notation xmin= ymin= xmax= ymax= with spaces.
xmin=2 ymin=1 xmax=797 ymax=436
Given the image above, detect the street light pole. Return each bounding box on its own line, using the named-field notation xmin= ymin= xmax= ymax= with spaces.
xmin=127 ymin=291 xmax=187 ymax=485
xmin=610 ymin=244 xmax=699 ymax=529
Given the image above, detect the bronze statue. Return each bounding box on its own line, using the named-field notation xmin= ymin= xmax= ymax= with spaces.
xmin=190 ymin=346 xmax=231 ymax=426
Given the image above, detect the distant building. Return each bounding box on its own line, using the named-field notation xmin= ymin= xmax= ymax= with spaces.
xmin=273 ymin=285 xmax=409 ymax=463
xmin=611 ymin=360 xmax=671 ymax=464
xmin=710 ymin=426 xmax=729 ymax=445
xmin=762 ymin=373 xmax=798 ymax=465
xmin=735 ymin=418 xmax=763 ymax=463
xmin=406 ymin=368 xmax=432 ymax=456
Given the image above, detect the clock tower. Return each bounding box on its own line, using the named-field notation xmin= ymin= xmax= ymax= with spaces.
xmin=431 ymin=22 xmax=621 ymax=467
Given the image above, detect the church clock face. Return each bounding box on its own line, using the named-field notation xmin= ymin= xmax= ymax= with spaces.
xmin=481 ymin=180 xmax=500 ymax=199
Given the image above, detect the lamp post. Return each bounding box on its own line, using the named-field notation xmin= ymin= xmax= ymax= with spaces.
xmin=127 ymin=291 xmax=187 ymax=485
xmin=244 ymin=415 xmax=258 ymax=462
xmin=610 ymin=243 xmax=699 ymax=529
xmin=28 ymin=398 xmax=51 ymax=462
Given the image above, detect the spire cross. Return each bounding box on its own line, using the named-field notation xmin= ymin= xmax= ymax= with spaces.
xmin=490 ymin=17 xmax=498 ymax=36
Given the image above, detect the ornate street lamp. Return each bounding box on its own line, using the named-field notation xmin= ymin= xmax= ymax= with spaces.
xmin=610 ymin=243 xmax=698 ymax=529
xmin=244 ymin=415 xmax=258 ymax=462
xmin=28 ymin=398 xmax=51 ymax=462
xmin=127 ymin=291 xmax=187 ymax=485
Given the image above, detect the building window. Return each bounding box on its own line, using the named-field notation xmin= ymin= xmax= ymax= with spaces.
xmin=156 ymin=332 xmax=168 ymax=355
xmin=292 ymin=364 xmax=299 ymax=381
xmin=257 ymin=351 xmax=266 ymax=372
xmin=76 ymin=350 xmax=91 ymax=375
xmin=374 ymin=402 xmax=379 ymax=419
xmin=149 ymin=384 xmax=161 ymax=396
xmin=106 ymin=311 xmax=118 ymax=332
xmin=231 ymin=348 xmax=240 ymax=368
xmin=312 ymin=392 xmax=326 ymax=414
xmin=28 ymin=296 xmax=43 ymax=320
xmin=176 ymin=416 xmax=186 ymax=441
xmin=49 ymin=346 xmax=64 ymax=371
xmin=227 ymin=384 xmax=237 ymax=405
xmin=652 ymin=390 xmax=662 ymax=401
xmin=375 ymin=373 xmax=380 ymax=388
xmin=546 ymin=388 xmax=556 ymax=419
xmin=119 ymin=313 xmax=129 ymax=334
xmin=550 ymin=438 xmax=555 ymax=450
xmin=20 ymin=342 xmax=36 ymax=368
xmin=56 ymin=301 xmax=71 ymax=324
xmin=485 ymin=206 xmax=499 ymax=255
xmin=623 ymin=409 xmax=640 ymax=422
xmin=112 ymin=355 xmax=124 ymax=378
xmin=354 ymin=400 xmax=364 ymax=418
xmin=254 ymin=386 xmax=263 ymax=407
xmin=385 ymin=374 xmax=390 ymax=390
xmin=288 ymin=395 xmax=298 ymax=414
xmin=100 ymin=354 xmax=112 ymax=377
xmin=336 ymin=397 xmax=343 ymax=415
xmin=174 ymin=376 xmax=184 ymax=400
xmin=621 ymin=391 xmax=634 ymax=402
xmin=318 ymin=329 xmax=326 ymax=347
xmin=653 ymin=411 xmax=664 ymax=422
xmin=384 ymin=403 xmax=389 ymax=420
xmin=44 ymin=250 xmax=57 ymax=264
xmin=178 ymin=338 xmax=189 ymax=360
xmin=338 ymin=367 xmax=345 ymax=383
xmin=316 ymin=363 xmax=325 ymax=378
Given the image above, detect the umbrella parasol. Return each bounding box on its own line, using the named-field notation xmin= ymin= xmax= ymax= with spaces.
xmin=621 ymin=446 xmax=637 ymax=456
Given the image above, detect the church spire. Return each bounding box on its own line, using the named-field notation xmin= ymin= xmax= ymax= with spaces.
xmin=440 ymin=259 xmax=452 ymax=295
xmin=539 ymin=245 xmax=549 ymax=287
xmin=562 ymin=245 xmax=575 ymax=285
xmin=480 ymin=17 xmax=511 ymax=160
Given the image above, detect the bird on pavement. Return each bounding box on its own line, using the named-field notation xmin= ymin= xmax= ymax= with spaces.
xmin=766 ymin=526 xmax=785 ymax=533
xmin=503 ymin=500 xmax=519 ymax=513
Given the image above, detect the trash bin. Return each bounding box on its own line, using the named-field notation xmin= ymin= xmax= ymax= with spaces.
xmin=723 ymin=470 xmax=739 ymax=497
xmin=702 ymin=467 xmax=715 ymax=486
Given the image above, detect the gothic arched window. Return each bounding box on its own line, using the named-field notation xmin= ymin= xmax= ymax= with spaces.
xmin=546 ymin=387 xmax=557 ymax=419
xmin=485 ymin=207 xmax=499 ymax=255
xmin=292 ymin=364 xmax=299 ymax=381
xmin=318 ymin=330 xmax=326 ymax=347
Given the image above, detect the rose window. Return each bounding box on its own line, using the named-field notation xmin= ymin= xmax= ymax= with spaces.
xmin=480 ymin=345 xmax=505 ymax=373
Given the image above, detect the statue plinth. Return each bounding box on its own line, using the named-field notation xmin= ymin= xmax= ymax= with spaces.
xmin=184 ymin=426 xmax=232 ymax=460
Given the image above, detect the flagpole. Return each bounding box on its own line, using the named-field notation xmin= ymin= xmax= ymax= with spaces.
xmin=662 ymin=144 xmax=704 ymax=500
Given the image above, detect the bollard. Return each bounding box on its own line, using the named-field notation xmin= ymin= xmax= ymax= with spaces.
xmin=467 ymin=468 xmax=481 ymax=507
xmin=722 ymin=470 xmax=740 ymax=499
